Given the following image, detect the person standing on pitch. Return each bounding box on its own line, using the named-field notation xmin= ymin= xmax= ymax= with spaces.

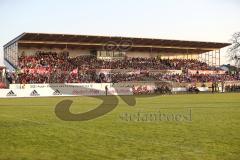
xmin=221 ymin=81 xmax=225 ymax=93
xmin=105 ymin=85 xmax=108 ymax=96
xmin=212 ymin=82 xmax=215 ymax=93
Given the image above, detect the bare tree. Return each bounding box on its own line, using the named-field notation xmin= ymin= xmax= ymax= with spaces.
xmin=228 ymin=32 xmax=240 ymax=67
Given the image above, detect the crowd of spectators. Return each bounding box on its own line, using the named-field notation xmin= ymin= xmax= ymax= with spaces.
xmin=19 ymin=51 xmax=72 ymax=71
xmin=109 ymin=72 xmax=240 ymax=83
xmin=9 ymin=72 xmax=239 ymax=84
xmin=0 ymin=69 xmax=6 ymax=88
xmin=5 ymin=52 xmax=240 ymax=84
xmin=225 ymin=84 xmax=240 ymax=92
xmin=18 ymin=53 xmax=218 ymax=71
xmin=0 ymin=83 xmax=5 ymax=88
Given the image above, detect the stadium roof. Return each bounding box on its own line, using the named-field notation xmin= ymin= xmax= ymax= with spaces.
xmin=4 ymin=32 xmax=231 ymax=54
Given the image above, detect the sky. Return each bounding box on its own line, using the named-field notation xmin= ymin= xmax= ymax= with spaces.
xmin=0 ymin=0 xmax=240 ymax=66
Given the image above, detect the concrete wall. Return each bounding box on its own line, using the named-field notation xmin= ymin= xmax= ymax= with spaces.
xmin=126 ymin=51 xmax=199 ymax=59
xmin=126 ymin=51 xmax=158 ymax=58
xmin=18 ymin=47 xmax=91 ymax=57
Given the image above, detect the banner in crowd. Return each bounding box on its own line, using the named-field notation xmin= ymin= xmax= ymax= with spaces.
xmin=188 ymin=70 xmax=225 ymax=75
xmin=147 ymin=70 xmax=182 ymax=75
xmin=21 ymin=68 xmax=50 ymax=74
xmin=94 ymin=69 xmax=182 ymax=75
xmin=95 ymin=69 xmax=140 ymax=75
xmin=112 ymin=82 xmax=156 ymax=88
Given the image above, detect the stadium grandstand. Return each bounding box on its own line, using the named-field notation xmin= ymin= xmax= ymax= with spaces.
xmin=2 ymin=32 xmax=240 ymax=95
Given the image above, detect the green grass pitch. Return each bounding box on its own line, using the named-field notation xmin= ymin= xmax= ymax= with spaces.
xmin=0 ymin=93 xmax=240 ymax=160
